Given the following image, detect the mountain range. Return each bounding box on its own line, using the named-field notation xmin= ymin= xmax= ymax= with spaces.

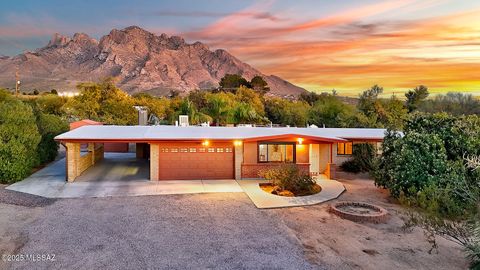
xmin=0 ymin=26 xmax=306 ymax=96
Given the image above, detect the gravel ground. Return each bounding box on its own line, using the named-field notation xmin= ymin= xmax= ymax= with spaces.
xmin=2 ymin=192 xmax=319 ymax=270
xmin=0 ymin=178 xmax=468 ymax=270
xmin=0 ymin=186 xmax=56 ymax=207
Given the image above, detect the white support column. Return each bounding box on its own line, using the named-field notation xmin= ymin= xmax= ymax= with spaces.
xmin=150 ymin=143 xmax=160 ymax=181
xmin=234 ymin=143 xmax=243 ymax=180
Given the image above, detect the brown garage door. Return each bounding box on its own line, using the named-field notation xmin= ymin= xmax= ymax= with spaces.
xmin=158 ymin=142 xmax=234 ymax=180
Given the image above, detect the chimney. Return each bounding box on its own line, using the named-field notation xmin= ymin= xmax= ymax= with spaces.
xmin=133 ymin=106 xmax=148 ymax=125
xmin=179 ymin=115 xmax=189 ymax=127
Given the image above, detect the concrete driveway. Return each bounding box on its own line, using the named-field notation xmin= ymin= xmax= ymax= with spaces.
xmin=2 ymin=193 xmax=318 ymax=270
xmin=6 ymin=153 xmax=243 ymax=198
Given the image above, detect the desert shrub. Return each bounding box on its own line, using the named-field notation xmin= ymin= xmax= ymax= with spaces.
xmin=339 ymin=160 xmax=362 ymax=173
xmin=259 ymin=164 xmax=315 ymax=194
xmin=375 ymin=113 xmax=480 ymax=267
xmin=0 ymin=99 xmax=41 ymax=183
xmin=35 ymin=94 xmax=66 ymax=115
xmin=340 ymin=143 xmax=375 ymax=173
xmin=35 ymin=113 xmax=69 ymax=164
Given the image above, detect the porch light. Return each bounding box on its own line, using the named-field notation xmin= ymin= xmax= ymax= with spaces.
xmin=297 ymin=138 xmax=304 ymax=145
xmin=202 ymin=140 xmax=210 ymax=146
xmin=233 ymin=140 xmax=242 ymax=146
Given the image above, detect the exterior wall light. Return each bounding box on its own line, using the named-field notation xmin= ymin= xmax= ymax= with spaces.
xmin=233 ymin=140 xmax=242 ymax=146
xmin=297 ymin=138 xmax=304 ymax=145
xmin=202 ymin=140 xmax=210 ymax=146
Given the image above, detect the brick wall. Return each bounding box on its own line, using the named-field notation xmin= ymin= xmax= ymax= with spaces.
xmin=234 ymin=144 xmax=243 ymax=180
xmin=241 ymin=163 xmax=310 ymax=179
xmin=150 ymin=144 xmax=159 ymax=181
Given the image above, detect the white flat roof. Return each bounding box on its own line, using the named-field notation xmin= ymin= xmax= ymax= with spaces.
xmin=55 ymin=125 xmax=387 ymax=142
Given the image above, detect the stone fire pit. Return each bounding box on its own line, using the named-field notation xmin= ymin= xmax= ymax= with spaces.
xmin=330 ymin=201 xmax=389 ymax=223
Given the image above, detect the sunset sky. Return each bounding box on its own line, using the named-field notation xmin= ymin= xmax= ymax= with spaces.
xmin=0 ymin=0 xmax=479 ymax=96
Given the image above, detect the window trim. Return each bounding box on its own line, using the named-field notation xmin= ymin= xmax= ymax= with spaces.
xmin=337 ymin=141 xmax=353 ymax=156
xmin=257 ymin=142 xmax=296 ymax=163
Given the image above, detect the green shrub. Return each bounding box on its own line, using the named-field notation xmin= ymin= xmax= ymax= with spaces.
xmin=35 ymin=94 xmax=66 ymax=115
xmin=0 ymin=99 xmax=41 ymax=183
xmin=374 ymin=132 xmax=449 ymax=197
xmin=36 ymin=113 xmax=69 ymax=164
xmin=259 ymin=164 xmax=315 ymax=193
xmin=340 ymin=143 xmax=375 ymax=173
xmin=375 ymin=113 xmax=480 ymax=267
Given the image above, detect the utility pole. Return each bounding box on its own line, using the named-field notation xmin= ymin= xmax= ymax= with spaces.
xmin=15 ymin=68 xmax=20 ymax=96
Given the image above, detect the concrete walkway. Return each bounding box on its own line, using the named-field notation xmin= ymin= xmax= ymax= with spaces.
xmin=237 ymin=176 xmax=345 ymax=209
xmin=6 ymin=153 xmax=243 ymax=198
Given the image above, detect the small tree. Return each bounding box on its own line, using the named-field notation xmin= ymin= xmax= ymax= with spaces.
xmin=35 ymin=113 xmax=69 ymax=164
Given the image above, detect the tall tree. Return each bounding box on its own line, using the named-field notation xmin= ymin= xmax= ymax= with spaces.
xmin=250 ymin=75 xmax=269 ymax=94
xmin=308 ymin=94 xmax=355 ymax=127
xmin=204 ymin=92 xmax=232 ymax=126
xmin=0 ymin=98 xmax=41 ymax=182
xmin=219 ymin=74 xmax=250 ymax=90
xmin=265 ymin=98 xmax=309 ymax=127
xmin=405 ymin=85 xmax=429 ymax=112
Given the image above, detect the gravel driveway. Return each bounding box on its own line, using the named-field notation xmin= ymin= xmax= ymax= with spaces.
xmin=2 ymin=192 xmax=319 ymax=270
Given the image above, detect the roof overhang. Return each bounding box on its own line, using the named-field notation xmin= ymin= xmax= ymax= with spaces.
xmin=243 ymin=133 xmax=346 ymax=143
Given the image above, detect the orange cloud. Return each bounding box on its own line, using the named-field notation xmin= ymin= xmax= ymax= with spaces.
xmin=185 ymin=2 xmax=480 ymax=96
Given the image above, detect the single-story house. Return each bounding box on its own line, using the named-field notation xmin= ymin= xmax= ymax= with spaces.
xmin=54 ymin=125 xmax=386 ymax=182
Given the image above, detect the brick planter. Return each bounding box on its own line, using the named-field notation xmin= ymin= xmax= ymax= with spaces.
xmin=329 ymin=201 xmax=389 ymax=223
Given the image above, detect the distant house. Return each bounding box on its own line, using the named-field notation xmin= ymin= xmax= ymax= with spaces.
xmin=55 ymin=126 xmax=385 ymax=182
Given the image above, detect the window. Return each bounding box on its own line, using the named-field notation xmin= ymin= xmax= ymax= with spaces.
xmin=337 ymin=142 xmax=353 ymax=155
xmin=208 ymin=148 xmax=215 ymax=153
xmin=217 ymin=148 xmax=224 ymax=153
xmin=225 ymin=148 xmax=233 ymax=153
xmin=180 ymin=148 xmax=188 ymax=153
xmin=189 ymin=148 xmax=196 ymax=153
xmin=199 ymin=148 xmax=206 ymax=153
xmin=171 ymin=148 xmax=178 ymax=153
xmin=258 ymin=142 xmax=295 ymax=163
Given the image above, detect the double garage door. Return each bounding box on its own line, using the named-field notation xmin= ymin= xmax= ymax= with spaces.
xmin=158 ymin=142 xmax=234 ymax=180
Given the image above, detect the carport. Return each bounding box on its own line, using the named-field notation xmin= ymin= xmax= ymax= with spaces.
xmin=55 ymin=126 xmax=154 ymax=182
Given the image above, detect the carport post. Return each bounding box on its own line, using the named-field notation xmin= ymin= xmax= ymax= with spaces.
xmin=234 ymin=142 xmax=243 ymax=180
xmin=65 ymin=142 xmax=80 ymax=182
xmin=150 ymin=143 xmax=159 ymax=181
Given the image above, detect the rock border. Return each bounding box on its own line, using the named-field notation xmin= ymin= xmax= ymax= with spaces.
xmin=329 ymin=201 xmax=389 ymax=223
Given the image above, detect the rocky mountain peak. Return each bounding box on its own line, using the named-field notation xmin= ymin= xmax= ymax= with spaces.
xmin=47 ymin=33 xmax=71 ymax=48
xmin=0 ymin=26 xmax=306 ymax=96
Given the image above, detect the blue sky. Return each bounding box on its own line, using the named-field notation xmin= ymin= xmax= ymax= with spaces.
xmin=1 ymin=0 xmax=480 ymax=95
